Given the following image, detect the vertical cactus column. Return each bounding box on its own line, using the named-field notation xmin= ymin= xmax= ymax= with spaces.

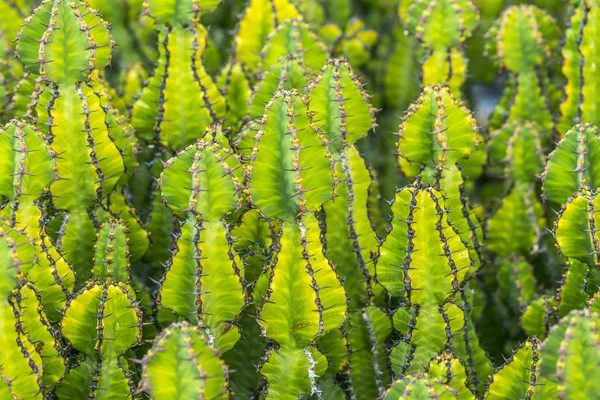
xmin=132 ymin=0 xmax=225 ymax=276
xmin=0 ymin=120 xmax=75 ymax=319
xmin=485 ymin=310 xmax=600 ymax=398
xmin=402 ymin=0 xmax=479 ymax=97
xmin=133 ymin=0 xmax=225 ymax=151
xmin=57 ymin=282 xmax=142 ymax=399
xmin=156 ymin=124 xmax=246 ymax=353
xmin=395 ymin=84 xmax=486 ymax=268
xmin=0 ymin=222 xmax=65 ymax=398
xmin=376 ymin=182 xmax=492 ymax=394
xmin=15 ymin=0 xmax=148 ymax=279
xmin=559 ymin=0 xmax=600 ymax=134
xmin=306 ymin=58 xmax=392 ymax=398
xmin=485 ymin=5 xmax=559 ymax=131
xmin=244 ymin=89 xmax=347 ymax=398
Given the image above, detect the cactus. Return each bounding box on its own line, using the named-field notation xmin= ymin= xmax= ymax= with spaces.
xmin=497 ymin=310 xmax=600 ymax=398
xmin=485 ymin=5 xmax=559 ymax=130
xmin=156 ymin=125 xmax=246 ymax=353
xmin=319 ymin=18 xmax=378 ymax=68
xmin=234 ymin=0 xmax=301 ymax=73
xmin=558 ymin=0 xmax=600 ymax=134
xmin=57 ymin=281 xmax=142 ymax=399
xmin=401 ymin=0 xmax=479 ymax=97
xmin=396 ymin=84 xmax=486 ymax=183
xmin=554 ymin=188 xmax=600 ymax=268
xmin=485 ymin=338 xmax=540 ymax=399
xmin=15 ymin=1 xmax=148 ymax=277
xmin=140 ymin=321 xmax=229 ymax=399
xmin=0 ymin=120 xmax=75 ymax=320
xmin=542 ymin=124 xmax=600 ymax=206
xmin=383 ymin=373 xmax=466 ymax=399
xmin=376 ymin=181 xmax=492 ymax=393
xmin=131 ymin=23 xmax=225 ymax=152
xmin=242 ymin=89 xmax=347 ymax=398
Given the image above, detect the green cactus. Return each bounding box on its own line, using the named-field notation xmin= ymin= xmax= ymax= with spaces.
xmin=553 ymin=188 xmax=600 ymax=268
xmin=376 ymin=182 xmax=492 ymax=393
xmin=140 ymin=321 xmax=229 ymax=399
xmin=535 ymin=310 xmax=600 ymax=398
xmin=249 ymin=55 xmax=309 ymax=120
xmin=131 ymin=23 xmax=225 ymax=152
xmin=234 ymin=0 xmax=301 ymax=73
xmin=0 ymin=120 xmax=75 ymax=320
xmin=241 ymin=89 xmax=347 ymax=398
xmin=485 ymin=338 xmax=540 ymax=399
xmin=487 ymin=183 xmax=545 ymax=257
xmin=155 ymin=125 xmax=246 ymax=353
xmin=259 ymin=19 xmax=329 ymax=75
xmin=319 ymin=18 xmax=378 ymax=68
xmin=487 ymin=121 xmax=546 ymax=183
xmin=15 ymin=1 xmax=148 ymax=278
xmin=401 ymin=0 xmax=479 ymax=97
xmin=57 ymin=281 xmax=142 ymax=399
xmin=558 ymin=0 xmax=600 ymax=134
xmin=383 ymin=373 xmax=466 ymax=399
xmin=485 ymin=5 xmax=559 ymax=130
xmin=542 ymin=124 xmax=600 ymax=206
xmin=395 ymin=84 xmax=486 ymax=183
xmin=0 ymin=223 xmax=48 ymax=398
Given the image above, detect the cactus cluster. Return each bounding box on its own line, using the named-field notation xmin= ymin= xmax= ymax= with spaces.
xmin=1 ymin=0 xmax=600 ymax=399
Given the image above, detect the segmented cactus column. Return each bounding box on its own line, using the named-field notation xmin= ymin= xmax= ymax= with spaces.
xmin=559 ymin=0 xmax=600 ymax=134
xmin=307 ymin=58 xmax=392 ymax=399
xmin=245 ymin=89 xmax=347 ymax=398
xmin=376 ymin=181 xmax=492 ymax=395
xmin=0 ymin=120 xmax=75 ymax=320
xmin=132 ymin=0 xmax=225 ymax=275
xmin=56 ymin=217 xmax=143 ymax=399
xmin=156 ymin=124 xmax=246 ymax=353
xmin=140 ymin=321 xmax=230 ymax=399
xmin=396 ymin=84 xmax=486 ymax=267
xmin=401 ymin=0 xmax=479 ymax=97
xmin=0 ymin=222 xmax=65 ymax=398
xmin=485 ymin=5 xmax=559 ymax=131
xmin=15 ymin=0 xmax=147 ymax=279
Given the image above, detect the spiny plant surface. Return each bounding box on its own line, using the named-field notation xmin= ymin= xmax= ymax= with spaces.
xmin=0 ymin=0 xmax=599 ymax=399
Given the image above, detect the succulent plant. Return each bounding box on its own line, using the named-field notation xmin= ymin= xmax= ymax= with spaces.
xmin=2 ymin=0 xmax=600 ymax=398
xmin=485 ymin=5 xmax=559 ymax=131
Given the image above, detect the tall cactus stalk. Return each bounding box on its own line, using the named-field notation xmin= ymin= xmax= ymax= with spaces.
xmin=559 ymin=0 xmax=600 ymax=134
xmin=242 ymin=89 xmax=347 ymax=398
xmin=0 ymin=120 xmax=75 ymax=320
xmin=376 ymin=181 xmax=492 ymax=394
xmin=156 ymin=124 xmax=246 ymax=353
xmin=15 ymin=0 xmax=148 ymax=279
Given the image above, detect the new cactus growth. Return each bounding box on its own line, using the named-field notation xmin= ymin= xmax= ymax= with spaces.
xmin=543 ymin=124 xmax=600 ymax=206
xmin=395 ymin=84 xmax=485 ymax=182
